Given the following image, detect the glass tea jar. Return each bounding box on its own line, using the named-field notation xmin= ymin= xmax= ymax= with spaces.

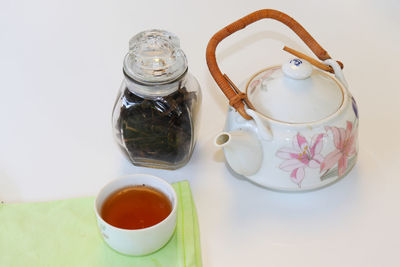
xmin=112 ymin=29 xmax=201 ymax=169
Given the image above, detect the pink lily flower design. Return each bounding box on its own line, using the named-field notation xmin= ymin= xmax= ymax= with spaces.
xmin=320 ymin=121 xmax=357 ymax=177
xmin=276 ymin=133 xmax=325 ymax=187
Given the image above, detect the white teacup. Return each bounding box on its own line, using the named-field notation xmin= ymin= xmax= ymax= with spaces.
xmin=94 ymin=174 xmax=177 ymax=256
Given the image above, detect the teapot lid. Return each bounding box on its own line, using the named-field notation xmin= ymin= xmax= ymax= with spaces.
xmin=246 ymin=58 xmax=344 ymax=123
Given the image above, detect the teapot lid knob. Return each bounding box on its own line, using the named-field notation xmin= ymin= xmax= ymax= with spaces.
xmin=282 ymin=58 xmax=312 ymax=80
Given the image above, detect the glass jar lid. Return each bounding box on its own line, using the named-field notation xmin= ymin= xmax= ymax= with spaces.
xmin=123 ymin=29 xmax=188 ymax=85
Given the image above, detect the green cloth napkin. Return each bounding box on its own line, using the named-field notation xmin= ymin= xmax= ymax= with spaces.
xmin=0 ymin=180 xmax=202 ymax=267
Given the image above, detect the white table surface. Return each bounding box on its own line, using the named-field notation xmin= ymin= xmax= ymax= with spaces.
xmin=1 ymin=0 xmax=400 ymax=266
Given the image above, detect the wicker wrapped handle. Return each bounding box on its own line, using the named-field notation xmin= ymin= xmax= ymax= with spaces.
xmin=206 ymin=9 xmax=343 ymax=120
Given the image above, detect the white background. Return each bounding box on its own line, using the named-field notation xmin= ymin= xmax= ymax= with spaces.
xmin=1 ymin=0 xmax=400 ymax=266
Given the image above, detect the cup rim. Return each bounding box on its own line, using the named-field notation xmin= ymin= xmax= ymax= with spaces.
xmin=94 ymin=174 xmax=178 ymax=233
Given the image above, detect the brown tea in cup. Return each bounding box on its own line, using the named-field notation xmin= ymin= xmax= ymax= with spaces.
xmin=101 ymin=185 xmax=172 ymax=230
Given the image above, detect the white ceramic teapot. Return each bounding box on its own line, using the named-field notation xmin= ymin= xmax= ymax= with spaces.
xmin=206 ymin=10 xmax=359 ymax=191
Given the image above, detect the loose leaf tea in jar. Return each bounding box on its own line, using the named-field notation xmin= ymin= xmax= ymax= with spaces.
xmin=112 ymin=30 xmax=201 ymax=169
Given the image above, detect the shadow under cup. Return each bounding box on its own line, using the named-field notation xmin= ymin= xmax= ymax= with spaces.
xmin=94 ymin=174 xmax=178 ymax=256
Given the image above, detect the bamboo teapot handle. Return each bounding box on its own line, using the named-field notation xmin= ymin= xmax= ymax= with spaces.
xmin=206 ymin=9 xmax=343 ymax=120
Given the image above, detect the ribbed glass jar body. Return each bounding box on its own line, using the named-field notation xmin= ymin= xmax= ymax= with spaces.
xmin=112 ymin=72 xmax=201 ymax=169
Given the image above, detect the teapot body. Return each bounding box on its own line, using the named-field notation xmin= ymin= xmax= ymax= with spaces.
xmin=206 ymin=9 xmax=359 ymax=191
xmin=221 ymin=69 xmax=359 ymax=191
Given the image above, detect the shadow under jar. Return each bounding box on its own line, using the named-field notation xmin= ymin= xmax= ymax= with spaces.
xmin=112 ymin=30 xmax=201 ymax=170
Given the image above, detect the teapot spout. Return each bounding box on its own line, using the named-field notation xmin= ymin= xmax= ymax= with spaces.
xmin=215 ymin=130 xmax=263 ymax=176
